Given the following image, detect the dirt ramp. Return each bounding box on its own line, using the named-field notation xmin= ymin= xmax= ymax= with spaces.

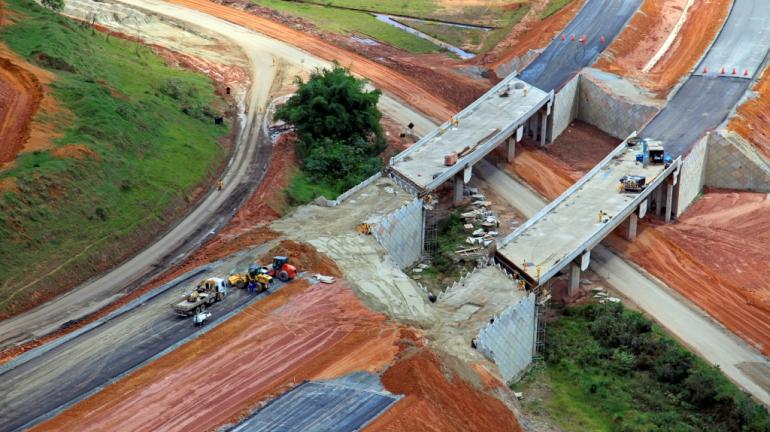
xmin=608 ymin=190 xmax=770 ymax=355
xmin=259 ymin=239 xmax=342 ymax=277
xmin=365 ymin=349 xmax=522 ymax=432
xmin=0 ymin=55 xmax=43 ymax=164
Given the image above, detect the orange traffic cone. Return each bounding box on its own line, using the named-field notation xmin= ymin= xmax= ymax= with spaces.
xmin=703 ymin=66 xmax=708 ymax=74
xmin=744 ymin=69 xmax=750 ymax=76
xmin=570 ymin=34 xmax=575 ymax=41
xmin=732 ymin=68 xmax=737 ymax=75
xmin=720 ymin=67 xmax=725 ymax=74
xmin=561 ymin=34 xmax=566 ymax=41
xmin=599 ymin=35 xmax=606 ymax=44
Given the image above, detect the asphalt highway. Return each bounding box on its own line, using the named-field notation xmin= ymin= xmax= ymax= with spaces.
xmin=519 ymin=0 xmax=642 ymax=92
xmin=642 ymin=0 xmax=770 ymax=156
xmin=0 ymin=252 xmax=277 ymax=432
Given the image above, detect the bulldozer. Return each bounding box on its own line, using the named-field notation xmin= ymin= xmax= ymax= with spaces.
xmin=172 ymin=277 xmax=228 ymax=316
xmin=259 ymin=256 xmax=297 ymax=282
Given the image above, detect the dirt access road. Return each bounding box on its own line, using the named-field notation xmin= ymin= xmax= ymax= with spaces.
xmin=0 ymin=0 xmax=434 ymax=351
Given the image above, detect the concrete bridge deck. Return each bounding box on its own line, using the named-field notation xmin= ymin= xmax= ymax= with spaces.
xmin=389 ymin=74 xmax=551 ymax=195
xmin=496 ymin=135 xmax=681 ymax=289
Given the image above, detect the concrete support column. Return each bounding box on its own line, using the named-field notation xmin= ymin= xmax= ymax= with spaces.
xmin=453 ymin=173 xmax=464 ymax=206
xmin=625 ymin=212 xmax=638 ymax=241
xmin=656 ymin=186 xmax=665 ymax=218
xmin=539 ymin=109 xmax=548 ymax=146
xmin=568 ymin=262 xmax=580 ymax=297
xmin=507 ymin=137 xmax=516 ymax=162
xmin=665 ymin=180 xmax=674 ymax=223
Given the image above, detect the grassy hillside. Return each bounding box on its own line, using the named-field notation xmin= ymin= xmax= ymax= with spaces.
xmin=0 ymin=0 xmax=229 ymax=316
xmin=514 ymin=303 xmax=770 ymax=431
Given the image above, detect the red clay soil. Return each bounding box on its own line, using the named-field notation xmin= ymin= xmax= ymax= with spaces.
xmin=167 ymin=0 xmax=459 ymax=121
xmin=606 ymin=190 xmax=770 ymax=356
xmin=729 ymin=65 xmax=770 ymax=161
xmin=364 ymin=349 xmax=522 ymax=432
xmin=480 ymin=0 xmax=586 ymax=76
xmin=493 ymin=121 xmax=617 ymax=200
xmin=0 ymin=55 xmax=41 ymax=164
xmin=259 ymin=239 xmax=343 ymax=278
xmin=595 ymin=0 xmax=731 ymax=97
xmin=30 ymin=280 xmax=404 ymax=432
xmin=151 ymin=43 xmax=251 ymax=97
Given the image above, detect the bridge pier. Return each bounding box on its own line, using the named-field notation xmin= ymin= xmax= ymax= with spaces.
xmin=665 ymin=180 xmax=674 ymax=223
xmin=625 ymin=213 xmax=638 ymax=241
xmin=656 ymin=186 xmax=664 ymax=218
xmin=539 ymin=109 xmax=548 ymax=147
xmin=453 ymin=173 xmax=464 ymax=206
xmin=506 ymin=137 xmax=516 ymax=162
xmin=568 ymin=262 xmax=580 ymax=297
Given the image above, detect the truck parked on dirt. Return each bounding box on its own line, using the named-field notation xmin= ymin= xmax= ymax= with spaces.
xmin=172 ymin=277 xmax=228 ymax=316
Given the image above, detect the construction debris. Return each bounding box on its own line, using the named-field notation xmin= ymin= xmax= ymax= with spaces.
xmin=314 ymin=274 xmax=336 ymax=284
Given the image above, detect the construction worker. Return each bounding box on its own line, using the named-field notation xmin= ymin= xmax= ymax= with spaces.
xmin=217 ymin=179 xmax=224 ymax=191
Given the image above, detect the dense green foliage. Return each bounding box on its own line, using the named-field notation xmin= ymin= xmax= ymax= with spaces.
xmin=0 ymin=0 xmax=226 ymax=314
xmin=517 ymin=302 xmax=770 ymax=432
xmin=276 ymin=65 xmax=385 ymax=202
xmin=41 ymin=0 xmax=63 ymax=12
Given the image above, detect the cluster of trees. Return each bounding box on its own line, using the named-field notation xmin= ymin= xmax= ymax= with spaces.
xmin=275 ymin=64 xmax=386 ymax=200
xmin=546 ymin=303 xmax=770 ymax=431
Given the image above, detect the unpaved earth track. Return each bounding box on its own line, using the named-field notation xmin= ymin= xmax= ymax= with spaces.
xmin=0 ymin=56 xmax=42 ymax=164
xmin=0 ymin=2 xmax=275 ymax=350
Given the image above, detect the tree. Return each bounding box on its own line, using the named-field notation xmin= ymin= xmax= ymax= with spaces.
xmin=275 ymin=63 xmax=386 ymax=159
xmin=42 ymin=0 xmax=64 ymax=12
xmin=275 ymin=64 xmax=386 ymax=199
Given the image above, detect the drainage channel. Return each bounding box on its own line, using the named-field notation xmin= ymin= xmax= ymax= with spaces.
xmin=374 ymin=14 xmax=478 ymax=60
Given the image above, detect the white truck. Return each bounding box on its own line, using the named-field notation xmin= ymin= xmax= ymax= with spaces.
xmin=172 ymin=277 xmax=228 ymax=316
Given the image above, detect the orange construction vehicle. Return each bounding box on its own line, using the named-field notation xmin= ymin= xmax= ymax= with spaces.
xmin=259 ymin=256 xmax=297 ymax=282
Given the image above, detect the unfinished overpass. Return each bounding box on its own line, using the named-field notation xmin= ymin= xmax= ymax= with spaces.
xmin=495 ymin=135 xmax=681 ymax=293
xmin=388 ymin=73 xmax=553 ymax=203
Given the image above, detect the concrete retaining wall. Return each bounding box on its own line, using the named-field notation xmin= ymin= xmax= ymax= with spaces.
xmin=493 ymin=50 xmax=542 ymax=79
xmin=577 ymin=68 xmax=661 ymax=140
xmin=371 ymin=198 xmax=424 ymax=269
xmin=677 ymin=134 xmax=708 ymax=217
xmin=550 ymin=73 xmax=579 ymax=140
xmin=475 ymin=292 xmax=536 ymax=383
xmin=706 ymin=131 xmax=770 ymax=192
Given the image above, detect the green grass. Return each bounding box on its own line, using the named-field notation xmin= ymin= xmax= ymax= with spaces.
xmin=254 ymin=0 xmax=440 ymax=54
xmin=0 ymin=0 xmax=228 ymax=315
xmin=514 ymin=303 xmax=770 ymax=432
xmin=285 ymin=171 xmax=343 ymax=204
xmin=399 ymin=19 xmax=485 ymax=53
xmin=541 ymin=0 xmax=575 ymax=19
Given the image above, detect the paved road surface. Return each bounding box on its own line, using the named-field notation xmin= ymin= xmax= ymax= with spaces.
xmin=694 ymin=0 xmax=770 ymax=76
xmin=0 ymin=251 xmax=278 ymax=432
xmin=643 ymin=0 xmax=770 ymax=156
xmin=0 ymin=0 xmax=434 ymax=351
xmin=231 ymin=373 xmax=398 ymax=432
xmin=518 ymin=0 xmax=642 ymax=91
